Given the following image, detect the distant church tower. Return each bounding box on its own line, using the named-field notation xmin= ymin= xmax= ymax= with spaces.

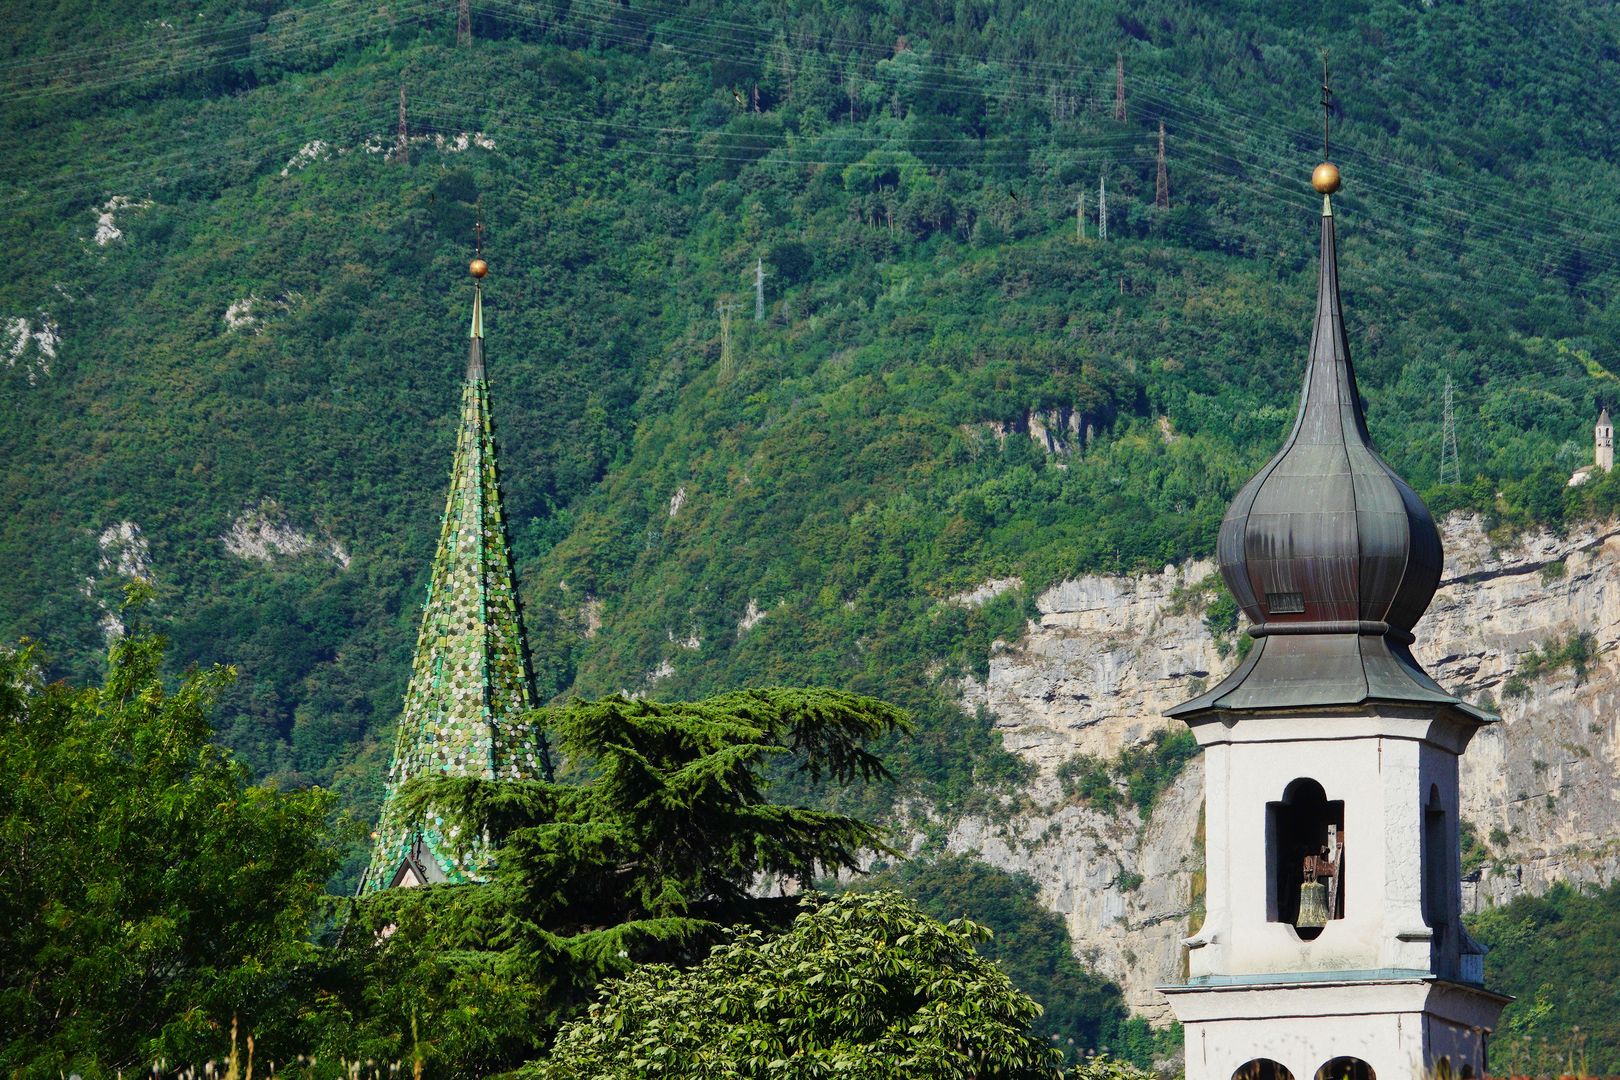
xmin=1597 ymin=406 xmax=1613 ymax=472
xmin=363 ymin=251 xmax=552 ymax=891
xmin=1159 ymin=158 xmax=1507 ymax=1078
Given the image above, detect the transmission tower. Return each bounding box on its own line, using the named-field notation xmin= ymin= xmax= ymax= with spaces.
xmin=1076 ymin=190 xmax=1085 ymax=240
xmin=1439 ymin=376 xmax=1461 ymax=484
xmin=754 ymin=257 xmax=766 ymax=322
xmin=1155 ymin=121 xmax=1170 ymax=210
xmin=392 ymin=81 xmax=408 ymax=165
xmin=457 ymin=0 xmax=471 ymax=45
xmin=717 ymin=300 xmax=740 ymax=376
xmin=1113 ymin=53 xmax=1126 ymax=122
xmin=1097 ymin=172 xmax=1107 ymax=242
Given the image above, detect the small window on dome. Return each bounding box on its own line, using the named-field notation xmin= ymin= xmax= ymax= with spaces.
xmin=1266 ymin=591 xmax=1305 ymax=614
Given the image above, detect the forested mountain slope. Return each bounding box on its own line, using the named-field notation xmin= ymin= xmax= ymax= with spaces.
xmin=5 ymin=0 xmax=1620 ymax=893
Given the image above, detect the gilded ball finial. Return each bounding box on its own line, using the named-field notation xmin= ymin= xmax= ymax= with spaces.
xmin=469 ymin=258 xmax=489 ymax=279
xmin=1312 ymin=162 xmax=1341 ymax=194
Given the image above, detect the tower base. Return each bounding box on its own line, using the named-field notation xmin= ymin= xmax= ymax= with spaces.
xmin=1161 ymin=975 xmax=1508 ymax=1080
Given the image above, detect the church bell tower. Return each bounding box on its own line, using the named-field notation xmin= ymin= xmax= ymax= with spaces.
xmin=1159 ymin=140 xmax=1508 ymax=1077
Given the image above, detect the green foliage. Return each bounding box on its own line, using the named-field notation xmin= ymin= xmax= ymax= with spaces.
xmin=1058 ymin=728 xmax=1199 ymax=819
xmin=1469 ymin=880 xmax=1620 ymax=1074
xmin=336 ymin=688 xmax=909 ymax=1073
xmin=1504 ymin=632 xmax=1596 ymax=697
xmin=1058 ymin=754 xmax=1121 ymax=814
xmin=1458 ymin=820 xmax=1489 ymax=876
xmin=853 ymin=855 xmax=1173 ymax=1067
xmin=531 ymin=890 xmax=1149 ymax=1080
xmin=5 ymin=3 xmax=1620 ymax=1068
xmin=0 ymin=611 xmax=341 ymax=1078
xmin=7 ymin=0 xmax=1620 ymax=853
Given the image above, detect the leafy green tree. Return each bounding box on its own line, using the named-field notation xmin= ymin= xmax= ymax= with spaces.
xmin=335 ymin=689 xmax=910 ymax=1073
xmin=855 ymin=855 xmax=1171 ymax=1068
xmin=1469 ymin=880 xmax=1620 ymax=1073
xmin=0 ymin=599 xmax=340 ymax=1078
xmin=532 ymin=890 xmax=1151 ymax=1080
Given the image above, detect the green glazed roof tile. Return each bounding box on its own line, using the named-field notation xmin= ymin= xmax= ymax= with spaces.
xmin=366 ymin=284 xmax=551 ymax=890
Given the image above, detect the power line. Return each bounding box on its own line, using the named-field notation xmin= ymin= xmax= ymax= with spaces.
xmin=399 ymin=92 xmax=1618 ymax=313
xmin=0 ymin=0 xmax=440 ymax=103
xmin=482 ymin=0 xmax=1620 ymax=249
xmin=18 ymin=75 xmax=1572 ymax=323
xmin=19 ymin=0 xmax=1616 ymax=279
xmin=464 ymin=0 xmax=1620 ymax=292
xmin=6 ymin=3 xmax=1620 ymax=320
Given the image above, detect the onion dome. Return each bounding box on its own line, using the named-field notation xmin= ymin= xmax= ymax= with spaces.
xmin=1220 ymin=197 xmax=1441 ymax=639
xmin=1171 ymin=175 xmax=1487 ymax=722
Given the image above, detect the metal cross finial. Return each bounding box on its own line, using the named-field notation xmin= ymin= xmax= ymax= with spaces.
xmin=1320 ymin=51 xmax=1332 ymax=160
xmin=473 ymin=216 xmax=485 ymax=259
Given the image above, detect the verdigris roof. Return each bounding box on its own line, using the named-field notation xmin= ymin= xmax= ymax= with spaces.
xmin=365 ymin=282 xmax=552 ymax=889
xmin=1171 ymin=196 xmax=1487 ymax=723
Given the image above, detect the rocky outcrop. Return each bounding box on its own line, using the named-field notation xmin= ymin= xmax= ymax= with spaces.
xmin=970 ymin=408 xmax=1096 ymax=457
xmin=223 ymin=500 xmax=349 ymax=567
xmin=5 ymin=314 xmax=59 ymax=385
xmin=92 ymin=196 xmax=150 ymax=246
xmin=951 ymin=514 xmax=1620 ymax=1024
xmin=960 ymin=559 xmax=1222 ymax=762
xmin=1421 ymin=516 xmax=1620 ymax=909
xmin=89 ymin=521 xmax=153 ymax=641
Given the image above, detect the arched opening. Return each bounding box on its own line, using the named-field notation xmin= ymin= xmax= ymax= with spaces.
xmin=1268 ymin=778 xmax=1345 ymax=939
xmin=1315 ymin=1057 xmax=1374 ymax=1080
xmin=1460 ymin=1066 xmax=1476 ymax=1079
xmin=1233 ymin=1060 xmax=1295 ymax=1080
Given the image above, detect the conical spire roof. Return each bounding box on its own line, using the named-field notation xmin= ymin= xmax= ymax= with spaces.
xmin=365 ymin=267 xmax=551 ymax=890
xmin=1171 ymin=186 xmax=1486 ymax=722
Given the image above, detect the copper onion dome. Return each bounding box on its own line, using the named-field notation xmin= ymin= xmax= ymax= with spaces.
xmin=1218 ymin=195 xmax=1441 ymax=641
xmin=1170 ymin=174 xmax=1487 ymax=722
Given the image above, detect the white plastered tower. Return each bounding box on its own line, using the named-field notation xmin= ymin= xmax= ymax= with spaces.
xmin=1159 ymin=165 xmax=1507 ymax=1080
xmin=1596 ymin=407 xmax=1613 ymax=473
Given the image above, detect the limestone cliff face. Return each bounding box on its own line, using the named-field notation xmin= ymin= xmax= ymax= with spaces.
xmin=950 ymin=514 xmax=1620 ymax=1023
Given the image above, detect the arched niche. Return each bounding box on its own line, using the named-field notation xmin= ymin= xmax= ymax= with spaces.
xmin=1314 ymin=1057 xmax=1375 ymax=1080
xmin=1267 ymin=777 xmax=1345 ymax=939
xmin=1232 ymin=1060 xmax=1295 ymax=1080
xmin=1421 ymin=783 xmax=1451 ymax=936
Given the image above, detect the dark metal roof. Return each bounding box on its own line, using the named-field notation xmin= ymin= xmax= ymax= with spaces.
xmin=387 ymin=832 xmax=451 ymax=889
xmin=1220 ymin=201 xmax=1441 ymax=638
xmin=1171 ymin=196 xmax=1488 ymax=724
xmin=1169 ymin=630 xmax=1491 ymax=722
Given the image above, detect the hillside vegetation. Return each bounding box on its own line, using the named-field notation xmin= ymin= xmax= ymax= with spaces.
xmin=5 ymin=0 xmax=1620 ymax=968
xmin=1470 ymin=881 xmax=1620 ymax=1074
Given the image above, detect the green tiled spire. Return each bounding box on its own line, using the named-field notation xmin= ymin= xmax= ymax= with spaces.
xmin=365 ymin=272 xmax=551 ymax=890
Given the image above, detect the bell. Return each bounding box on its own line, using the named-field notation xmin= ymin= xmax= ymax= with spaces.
xmin=1297 ymin=878 xmax=1330 ymax=929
